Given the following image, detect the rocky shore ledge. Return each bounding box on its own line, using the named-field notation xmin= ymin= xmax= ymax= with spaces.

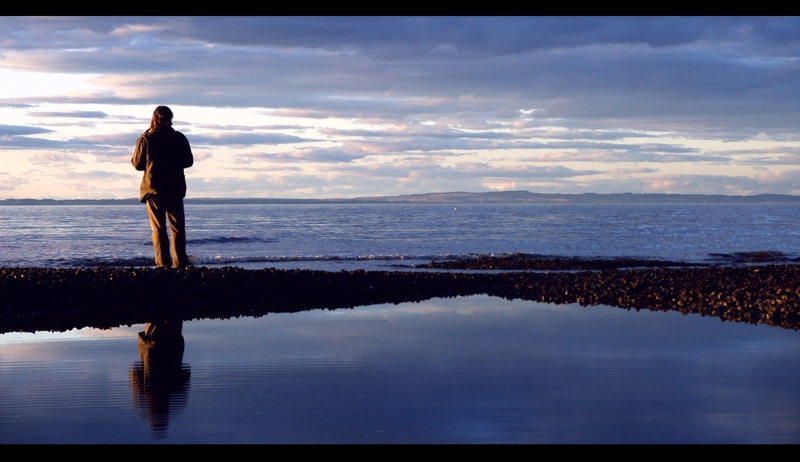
xmin=420 ymin=254 xmax=703 ymax=270
xmin=1 ymin=260 xmax=799 ymax=334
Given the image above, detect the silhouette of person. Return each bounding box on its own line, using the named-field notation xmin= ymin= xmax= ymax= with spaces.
xmin=132 ymin=106 xmax=194 ymax=268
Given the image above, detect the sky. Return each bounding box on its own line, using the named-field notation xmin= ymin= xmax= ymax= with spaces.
xmin=0 ymin=16 xmax=798 ymax=199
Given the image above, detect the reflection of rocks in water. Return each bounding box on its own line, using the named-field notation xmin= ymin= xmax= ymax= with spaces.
xmin=129 ymin=320 xmax=190 ymax=439
xmin=3 ymin=262 xmax=800 ymax=333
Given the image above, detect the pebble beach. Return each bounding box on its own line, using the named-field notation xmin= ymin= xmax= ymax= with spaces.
xmin=2 ymin=256 xmax=799 ymax=334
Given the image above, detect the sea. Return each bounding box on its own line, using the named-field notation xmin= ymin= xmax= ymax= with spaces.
xmin=2 ymin=201 xmax=800 ymax=443
xmin=1 ymin=201 xmax=800 ymax=269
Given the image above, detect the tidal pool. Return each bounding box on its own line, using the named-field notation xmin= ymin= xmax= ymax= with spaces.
xmin=1 ymin=294 xmax=799 ymax=443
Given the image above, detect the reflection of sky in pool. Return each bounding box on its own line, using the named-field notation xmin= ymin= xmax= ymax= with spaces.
xmin=2 ymin=295 xmax=799 ymax=443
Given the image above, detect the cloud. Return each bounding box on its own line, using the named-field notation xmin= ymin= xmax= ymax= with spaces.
xmin=0 ymin=174 xmax=27 ymax=191
xmin=240 ymin=147 xmax=368 ymax=164
xmin=189 ymin=133 xmax=310 ymax=147
xmin=596 ymin=169 xmax=800 ymax=195
xmin=0 ymin=124 xmax=52 ymax=136
xmin=158 ymin=17 xmax=800 ymax=55
xmin=1 ymin=17 xmax=797 ymax=134
xmin=30 ymin=152 xmax=83 ymax=164
xmin=92 ymin=151 xmax=134 ymax=163
xmin=0 ymin=103 xmax=35 ymax=108
xmin=715 ymin=146 xmax=800 ymax=165
xmin=0 ymin=132 xmax=135 ymax=152
xmin=51 ymin=131 xmax=307 ymax=154
xmin=27 ymin=110 xmax=108 ymax=118
xmin=183 ymin=157 xmax=605 ymax=199
xmin=56 ymin=170 xmax=133 ymax=182
xmin=520 ymin=151 xmax=728 ymax=164
xmin=0 ymin=17 xmax=799 ymax=198
xmin=608 ymin=167 xmax=659 ymax=175
xmin=443 ymin=162 xmax=602 ymax=179
xmin=195 ymin=123 xmax=308 ymax=131
xmin=0 ymin=136 xmax=67 ymax=149
xmin=76 ymin=131 xmax=142 ymax=147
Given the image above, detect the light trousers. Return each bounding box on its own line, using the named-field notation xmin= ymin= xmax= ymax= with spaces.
xmin=146 ymin=196 xmax=189 ymax=268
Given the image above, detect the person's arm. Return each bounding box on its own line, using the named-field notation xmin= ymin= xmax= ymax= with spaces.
xmin=132 ymin=134 xmax=147 ymax=171
xmin=181 ymin=133 xmax=194 ymax=169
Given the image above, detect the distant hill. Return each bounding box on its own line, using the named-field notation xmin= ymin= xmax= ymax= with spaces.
xmin=2 ymin=191 xmax=800 ymax=206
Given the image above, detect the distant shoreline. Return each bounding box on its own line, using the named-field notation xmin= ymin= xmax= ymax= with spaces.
xmin=3 ymin=191 xmax=800 ymax=206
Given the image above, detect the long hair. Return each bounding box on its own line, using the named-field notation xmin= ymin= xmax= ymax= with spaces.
xmin=149 ymin=106 xmax=173 ymax=130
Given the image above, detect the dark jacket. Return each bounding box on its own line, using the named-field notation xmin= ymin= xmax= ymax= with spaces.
xmin=132 ymin=127 xmax=193 ymax=202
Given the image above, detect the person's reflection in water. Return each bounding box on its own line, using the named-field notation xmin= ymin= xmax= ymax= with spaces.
xmin=129 ymin=319 xmax=191 ymax=439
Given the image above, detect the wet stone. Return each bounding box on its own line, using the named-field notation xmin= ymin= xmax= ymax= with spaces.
xmin=0 ymin=262 xmax=799 ymax=334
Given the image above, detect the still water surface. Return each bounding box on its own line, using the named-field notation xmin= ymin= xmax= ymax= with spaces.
xmin=2 ymin=295 xmax=799 ymax=443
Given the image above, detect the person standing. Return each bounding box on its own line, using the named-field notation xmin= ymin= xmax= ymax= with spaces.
xmin=132 ymin=106 xmax=194 ymax=268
